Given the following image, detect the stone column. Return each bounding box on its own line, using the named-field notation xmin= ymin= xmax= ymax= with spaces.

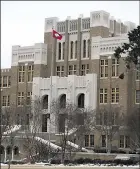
xmin=4 ymin=148 xmax=7 ymax=162
xmin=11 ymin=149 xmax=14 ymax=161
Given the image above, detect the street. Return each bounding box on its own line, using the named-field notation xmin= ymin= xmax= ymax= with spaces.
xmin=1 ymin=164 xmax=139 ymax=169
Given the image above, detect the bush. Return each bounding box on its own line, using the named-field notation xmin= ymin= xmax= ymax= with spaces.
xmin=114 ymin=159 xmax=136 ymax=165
xmin=51 ymin=159 xmax=61 ymax=164
xmin=74 ymin=158 xmax=85 ymax=164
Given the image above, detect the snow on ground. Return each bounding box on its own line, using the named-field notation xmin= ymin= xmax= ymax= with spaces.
xmin=34 ymin=163 xmax=140 ymax=168
xmin=67 ymin=128 xmax=77 ymax=135
xmin=67 ymin=141 xmax=91 ymax=152
xmin=35 ymin=137 xmax=62 ymax=150
xmin=3 ymin=125 xmax=21 ymax=135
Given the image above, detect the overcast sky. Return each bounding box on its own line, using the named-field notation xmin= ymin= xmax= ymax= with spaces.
xmin=1 ymin=1 xmax=139 ymax=68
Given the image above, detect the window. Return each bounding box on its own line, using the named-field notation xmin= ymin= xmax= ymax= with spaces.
xmin=0 ymin=146 xmax=4 ymax=154
xmin=112 ymin=59 xmax=119 ymax=77
xmin=3 ymin=76 xmax=7 ymax=87
xmin=120 ymin=135 xmax=124 ymax=148
xmin=83 ymin=40 xmax=86 ymax=58
xmin=58 ymin=43 xmax=61 ymax=60
xmin=87 ymin=39 xmax=90 ymax=58
xmin=62 ymin=42 xmax=65 ymax=60
xmin=85 ymin=135 xmax=89 ymax=147
xmin=2 ymin=96 xmax=10 ymax=106
xmin=78 ymin=93 xmax=85 ymax=108
xmin=8 ymin=76 xmax=11 ymax=87
xmin=136 ymin=64 xmax=140 ymax=80
xmin=135 ymin=90 xmax=140 ymax=103
xmin=56 ymin=66 xmax=64 ymax=77
xmin=60 ymin=94 xmax=66 ymax=108
xmin=26 ymin=114 xmax=29 ymax=125
xmin=81 ymin=64 xmax=89 ymax=76
xmin=28 ymin=65 xmax=34 ymax=82
xmin=100 ymin=60 xmax=108 ymax=78
xmin=100 ymin=88 xmax=107 ymax=103
xmin=13 ymin=146 xmax=19 ymax=155
xmin=70 ymin=41 xmax=74 ymax=59
xmin=68 ymin=65 xmax=76 ymax=75
xmin=111 ymin=88 xmax=119 ymax=103
xmin=18 ymin=65 xmax=25 ymax=82
xmin=27 ymin=92 xmax=32 ymax=105
xmin=42 ymin=95 xmax=48 ymax=109
xmin=120 ymin=135 xmax=130 ymax=148
xmin=42 ymin=114 xmax=48 ymax=132
xmin=18 ymin=92 xmax=24 ymax=105
xmin=125 ymin=136 xmax=130 ymax=148
xmin=75 ymin=41 xmax=77 ymax=59
xmin=102 ymin=135 xmax=106 ymax=147
xmin=90 ymin=135 xmax=94 ymax=147
xmin=0 ymin=77 xmax=1 ymax=87
xmin=7 ymin=146 xmax=12 ymax=155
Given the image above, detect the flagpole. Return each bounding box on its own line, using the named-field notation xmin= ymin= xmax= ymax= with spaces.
xmin=48 ymin=28 xmax=54 ymax=161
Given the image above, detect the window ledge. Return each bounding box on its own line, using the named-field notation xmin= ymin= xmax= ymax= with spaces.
xmin=100 ymin=103 xmax=108 ymax=105
xmin=56 ymin=60 xmax=64 ymax=62
xmin=100 ymin=77 xmax=108 ymax=79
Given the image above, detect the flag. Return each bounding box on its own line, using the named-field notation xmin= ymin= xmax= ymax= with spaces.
xmin=119 ymin=73 xmax=124 ymax=79
xmin=52 ymin=29 xmax=62 ymax=40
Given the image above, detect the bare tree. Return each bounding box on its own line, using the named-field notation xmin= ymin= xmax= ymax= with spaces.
xmin=125 ymin=107 xmax=140 ymax=152
xmin=19 ymin=97 xmax=44 ymax=163
xmin=97 ymin=105 xmax=124 ymax=153
xmin=1 ymin=104 xmax=20 ymax=169
xmin=51 ymin=100 xmax=96 ymax=163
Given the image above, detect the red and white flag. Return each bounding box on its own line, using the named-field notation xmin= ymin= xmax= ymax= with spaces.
xmin=52 ymin=29 xmax=62 ymax=40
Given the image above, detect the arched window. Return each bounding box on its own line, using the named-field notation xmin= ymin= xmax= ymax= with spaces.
xmin=75 ymin=41 xmax=77 ymax=59
xmin=58 ymin=43 xmax=61 ymax=60
xmin=70 ymin=41 xmax=74 ymax=59
xmin=78 ymin=93 xmax=85 ymax=108
xmin=0 ymin=146 xmax=4 ymax=154
xmin=13 ymin=146 xmax=19 ymax=155
xmin=60 ymin=94 xmax=66 ymax=108
xmin=6 ymin=146 xmax=12 ymax=155
xmin=42 ymin=95 xmax=48 ymax=109
xmin=83 ymin=40 xmax=86 ymax=58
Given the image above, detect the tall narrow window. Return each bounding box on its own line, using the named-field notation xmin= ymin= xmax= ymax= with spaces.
xmin=18 ymin=92 xmax=24 ymax=106
xmin=135 ymin=90 xmax=140 ymax=103
xmin=112 ymin=59 xmax=119 ymax=77
xmin=136 ymin=64 xmax=140 ymax=80
xmin=2 ymin=96 xmax=10 ymax=107
xmin=102 ymin=135 xmax=106 ymax=147
xmin=87 ymin=39 xmax=90 ymax=58
xmin=27 ymin=92 xmax=32 ymax=105
xmin=111 ymin=88 xmax=119 ymax=103
xmin=81 ymin=64 xmax=89 ymax=75
xmin=58 ymin=43 xmax=61 ymax=60
xmin=3 ymin=76 xmax=7 ymax=87
xmin=8 ymin=76 xmax=11 ymax=87
xmin=100 ymin=60 xmax=108 ymax=78
xmin=62 ymin=42 xmax=65 ymax=60
xmin=75 ymin=41 xmax=77 ymax=59
xmin=83 ymin=40 xmax=86 ymax=58
xmin=100 ymin=88 xmax=107 ymax=103
xmin=56 ymin=66 xmax=64 ymax=77
xmin=70 ymin=41 xmax=73 ymax=59
xmin=85 ymin=135 xmax=89 ymax=147
xmin=18 ymin=65 xmax=25 ymax=82
xmin=78 ymin=94 xmax=85 ymax=108
xmin=28 ymin=65 xmax=34 ymax=82
xmin=42 ymin=114 xmax=47 ymax=132
xmin=68 ymin=65 xmax=76 ymax=75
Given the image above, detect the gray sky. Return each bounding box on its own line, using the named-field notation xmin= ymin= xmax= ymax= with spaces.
xmin=1 ymin=1 xmax=139 ymax=68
